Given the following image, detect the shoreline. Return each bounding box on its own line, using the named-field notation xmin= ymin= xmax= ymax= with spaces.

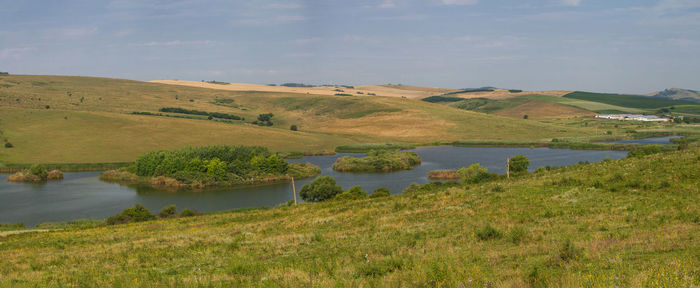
xmin=1 ymin=135 xmax=687 ymax=174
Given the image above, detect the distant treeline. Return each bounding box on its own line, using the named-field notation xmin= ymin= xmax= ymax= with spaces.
xmin=441 ymin=87 xmax=496 ymax=96
xmin=281 ymin=83 xmax=316 ymax=88
xmin=0 ymin=72 xmax=8 ymax=75
xmin=422 ymin=96 xmax=464 ymax=103
xmin=159 ymin=107 xmax=243 ymax=120
xmin=203 ymin=80 xmax=229 ymax=85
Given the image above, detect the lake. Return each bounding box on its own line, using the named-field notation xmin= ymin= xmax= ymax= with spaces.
xmin=0 ymin=146 xmax=627 ymax=226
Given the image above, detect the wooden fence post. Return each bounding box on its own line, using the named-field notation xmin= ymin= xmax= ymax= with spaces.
xmin=506 ymin=157 xmax=510 ymax=179
xmin=291 ymin=176 xmax=297 ymax=205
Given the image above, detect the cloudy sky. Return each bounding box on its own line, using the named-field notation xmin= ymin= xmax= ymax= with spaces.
xmin=1 ymin=0 xmax=698 ymax=93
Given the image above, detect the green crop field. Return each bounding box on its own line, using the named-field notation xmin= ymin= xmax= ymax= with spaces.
xmin=1 ymin=148 xmax=697 ymax=287
xmin=0 ymin=75 xmax=605 ymax=164
xmin=563 ymin=91 xmax=698 ymax=110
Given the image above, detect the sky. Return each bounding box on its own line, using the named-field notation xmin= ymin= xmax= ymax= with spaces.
xmin=0 ymin=0 xmax=698 ymax=94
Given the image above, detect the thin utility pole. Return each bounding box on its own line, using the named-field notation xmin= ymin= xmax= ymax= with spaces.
xmin=291 ymin=176 xmax=297 ymax=205
xmin=506 ymin=157 xmax=510 ymax=179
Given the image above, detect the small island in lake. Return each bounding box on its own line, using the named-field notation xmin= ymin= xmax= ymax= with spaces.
xmin=7 ymin=164 xmax=63 ymax=183
xmin=100 ymin=145 xmax=320 ymax=189
xmin=332 ymin=149 xmax=421 ymax=173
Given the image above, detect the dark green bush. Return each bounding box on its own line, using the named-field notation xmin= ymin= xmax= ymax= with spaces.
xmin=106 ymin=204 xmax=155 ymax=225
xmin=180 ymin=209 xmax=197 ymax=217
xmin=370 ymin=187 xmax=391 ymax=198
xmin=300 ymin=176 xmax=344 ymax=202
xmin=29 ymin=164 xmax=48 ymax=179
xmin=4 ymin=142 xmax=13 ymax=148
xmin=290 ymin=125 xmax=298 ymax=131
xmin=158 ymin=205 xmax=177 ymax=218
xmin=256 ymin=113 xmax=274 ymax=126
xmin=335 ymin=186 xmax=367 ymax=201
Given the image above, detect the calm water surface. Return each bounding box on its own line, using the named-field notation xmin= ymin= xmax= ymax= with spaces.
xmin=605 ymin=136 xmax=681 ymax=144
xmin=0 ymin=146 xmax=627 ymax=226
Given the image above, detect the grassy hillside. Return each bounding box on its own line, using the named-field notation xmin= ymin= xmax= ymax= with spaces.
xmin=1 ymin=148 xmax=697 ymax=287
xmin=563 ymin=91 xmax=696 ymax=110
xmin=0 ymin=75 xmax=597 ymax=164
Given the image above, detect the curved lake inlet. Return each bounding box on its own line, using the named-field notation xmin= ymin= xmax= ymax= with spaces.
xmin=0 ymin=146 xmax=627 ymax=226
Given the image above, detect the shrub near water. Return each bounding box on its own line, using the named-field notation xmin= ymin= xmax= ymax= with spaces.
xmin=105 ymin=204 xmax=155 ymax=225
xmin=7 ymin=164 xmax=63 ymax=182
xmin=299 ymin=176 xmax=344 ymax=202
xmin=333 ymin=149 xmax=421 ymax=172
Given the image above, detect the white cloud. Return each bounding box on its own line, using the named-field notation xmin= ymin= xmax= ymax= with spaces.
xmin=371 ymin=14 xmax=428 ymax=21
xmin=378 ymin=0 xmax=396 ymax=8
xmin=128 ymin=40 xmax=216 ymax=47
xmin=294 ymin=37 xmax=322 ymax=45
xmin=441 ymin=0 xmax=478 ymax=6
xmin=264 ymin=2 xmax=301 ymax=9
xmin=0 ymin=47 xmax=36 ymax=59
xmin=236 ymin=15 xmax=306 ymax=26
xmin=655 ymin=0 xmax=700 ymax=11
xmin=43 ymin=27 xmax=98 ymax=40
xmin=560 ymin=0 xmax=581 ymax=7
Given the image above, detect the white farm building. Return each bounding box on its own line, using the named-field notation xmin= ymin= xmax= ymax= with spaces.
xmin=595 ymin=114 xmax=671 ymax=122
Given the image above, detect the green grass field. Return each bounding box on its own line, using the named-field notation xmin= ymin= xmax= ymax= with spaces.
xmin=1 ymin=148 xmax=697 ymax=287
xmin=0 ymin=75 xmax=605 ymax=164
xmin=563 ymin=91 xmax=697 ymax=110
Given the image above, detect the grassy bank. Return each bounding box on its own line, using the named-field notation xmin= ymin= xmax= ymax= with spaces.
xmin=335 ymin=143 xmax=416 ymax=153
xmin=452 ymin=139 xmax=680 ymax=151
xmin=0 ymin=162 xmax=131 ymax=173
xmin=0 ymin=148 xmax=697 ymax=286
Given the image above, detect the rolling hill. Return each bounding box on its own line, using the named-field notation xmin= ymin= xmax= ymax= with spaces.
xmin=647 ymin=88 xmax=700 ymax=103
xmin=0 ymin=75 xmax=594 ymax=164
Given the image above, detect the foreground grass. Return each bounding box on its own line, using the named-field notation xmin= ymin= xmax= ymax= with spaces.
xmin=1 ymin=148 xmax=698 ymax=287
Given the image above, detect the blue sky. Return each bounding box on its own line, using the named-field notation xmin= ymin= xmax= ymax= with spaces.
xmin=1 ymin=0 xmax=698 ymax=93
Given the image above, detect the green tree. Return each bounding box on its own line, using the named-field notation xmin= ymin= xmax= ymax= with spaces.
xmin=300 ymin=176 xmax=344 ymax=202
xmin=205 ymin=158 xmax=227 ymax=179
xmin=509 ymin=155 xmax=529 ymax=174
xmin=290 ymin=125 xmax=298 ymax=131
